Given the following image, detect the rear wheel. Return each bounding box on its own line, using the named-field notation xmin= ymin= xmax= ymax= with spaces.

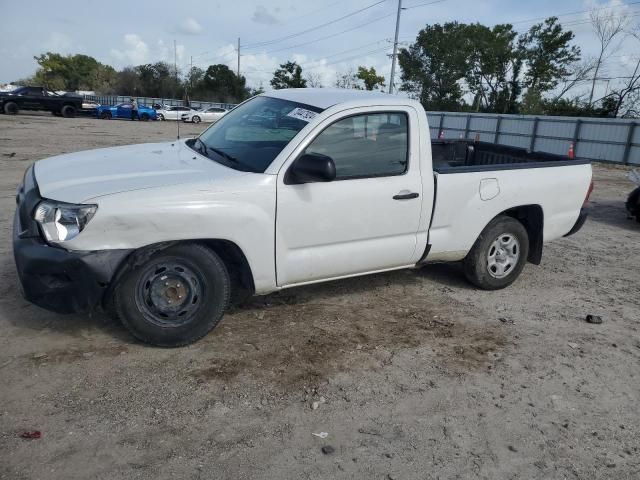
xmin=61 ymin=105 xmax=76 ymax=118
xmin=4 ymin=102 xmax=18 ymax=115
xmin=100 ymin=111 xmax=112 ymax=120
xmin=463 ymin=216 xmax=529 ymax=290
xmin=192 ymin=115 xmax=201 ymax=124
xmin=114 ymin=244 xmax=231 ymax=347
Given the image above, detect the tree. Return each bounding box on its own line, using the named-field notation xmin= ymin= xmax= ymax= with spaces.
xmin=335 ymin=69 xmax=360 ymax=89
xmin=133 ymin=62 xmax=180 ymax=98
xmin=520 ymin=17 xmax=581 ymax=97
xmin=398 ymin=22 xmax=470 ymax=110
xmin=32 ymin=52 xmax=117 ymax=92
xmin=271 ymin=62 xmax=307 ymax=89
xmin=463 ymin=23 xmax=518 ymax=113
xmin=305 ymin=72 xmax=323 ymax=88
xmin=356 ymin=66 xmax=385 ymax=90
xmin=588 ymin=7 xmax=627 ymax=106
xmin=199 ymin=64 xmax=248 ymax=102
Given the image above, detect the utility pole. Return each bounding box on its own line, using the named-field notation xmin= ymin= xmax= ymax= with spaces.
xmin=237 ymin=37 xmax=241 ymax=78
xmin=388 ymin=0 xmax=402 ymax=94
xmin=190 ymin=55 xmax=193 ymax=91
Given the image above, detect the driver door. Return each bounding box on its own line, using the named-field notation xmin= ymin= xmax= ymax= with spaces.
xmin=275 ymin=109 xmax=423 ymax=286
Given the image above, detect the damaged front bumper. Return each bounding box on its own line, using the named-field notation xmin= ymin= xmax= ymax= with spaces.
xmin=13 ymin=166 xmax=131 ymax=314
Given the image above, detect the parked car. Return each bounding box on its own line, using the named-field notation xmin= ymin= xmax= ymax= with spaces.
xmin=182 ymin=106 xmax=229 ymax=124
xmin=0 ymin=86 xmax=82 ymax=117
xmin=626 ymin=169 xmax=640 ymax=222
xmin=13 ymin=89 xmax=593 ymax=347
xmin=96 ymin=103 xmax=157 ymax=121
xmin=155 ymin=105 xmax=196 ymax=121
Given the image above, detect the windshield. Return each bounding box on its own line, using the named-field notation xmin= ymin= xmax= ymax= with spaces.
xmin=193 ymin=96 xmax=323 ymax=173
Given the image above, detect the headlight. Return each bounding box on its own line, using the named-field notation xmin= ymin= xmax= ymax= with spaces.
xmin=33 ymin=201 xmax=97 ymax=243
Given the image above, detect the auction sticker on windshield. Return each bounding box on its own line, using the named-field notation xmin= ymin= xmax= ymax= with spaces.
xmin=286 ymin=107 xmax=318 ymax=122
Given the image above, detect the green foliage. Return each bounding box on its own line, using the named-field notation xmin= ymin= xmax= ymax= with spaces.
xmin=399 ymin=22 xmax=470 ymax=111
xmin=271 ymin=62 xmax=307 ymax=89
xmin=32 ymin=52 xmax=117 ymax=92
xmin=199 ymin=64 xmax=248 ymax=102
xmin=356 ymin=66 xmax=385 ymax=90
xmin=519 ymin=17 xmax=581 ymax=94
xmin=400 ymin=17 xmax=582 ymax=115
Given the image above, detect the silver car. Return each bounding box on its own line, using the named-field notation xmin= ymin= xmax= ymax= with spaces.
xmin=181 ymin=106 xmax=228 ymax=124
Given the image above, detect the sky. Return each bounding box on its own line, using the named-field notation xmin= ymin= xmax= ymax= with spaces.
xmin=0 ymin=0 xmax=638 ymax=99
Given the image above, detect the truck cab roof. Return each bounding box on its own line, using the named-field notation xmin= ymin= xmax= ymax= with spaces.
xmin=262 ymin=88 xmax=406 ymax=110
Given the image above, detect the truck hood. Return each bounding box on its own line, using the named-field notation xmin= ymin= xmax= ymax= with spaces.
xmin=34 ymin=140 xmax=246 ymax=203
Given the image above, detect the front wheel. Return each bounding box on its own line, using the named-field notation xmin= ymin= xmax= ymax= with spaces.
xmin=192 ymin=115 xmax=201 ymax=124
xmin=113 ymin=244 xmax=231 ymax=347
xmin=157 ymin=113 xmax=165 ymax=121
xmin=463 ymin=216 xmax=529 ymax=290
xmin=100 ymin=111 xmax=112 ymax=120
xmin=140 ymin=113 xmax=150 ymax=121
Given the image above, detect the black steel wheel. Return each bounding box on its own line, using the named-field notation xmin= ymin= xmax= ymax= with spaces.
xmin=61 ymin=105 xmax=76 ymax=118
xmin=114 ymin=244 xmax=231 ymax=347
xmin=100 ymin=111 xmax=112 ymax=120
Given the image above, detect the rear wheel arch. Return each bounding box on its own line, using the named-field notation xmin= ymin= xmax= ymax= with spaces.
xmin=501 ymin=205 xmax=544 ymax=265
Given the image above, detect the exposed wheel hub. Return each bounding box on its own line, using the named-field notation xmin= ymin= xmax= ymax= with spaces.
xmin=136 ymin=262 xmax=203 ymax=325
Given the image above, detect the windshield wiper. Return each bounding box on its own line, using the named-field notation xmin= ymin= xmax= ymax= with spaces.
xmin=194 ymin=137 xmax=210 ymax=156
xmin=193 ymin=138 xmax=257 ymax=173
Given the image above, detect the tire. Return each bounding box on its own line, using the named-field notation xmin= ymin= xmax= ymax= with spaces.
xmin=52 ymin=111 xmax=62 ymax=117
xmin=114 ymin=244 xmax=231 ymax=347
xmin=4 ymin=102 xmax=18 ymax=115
xmin=61 ymin=105 xmax=76 ymax=118
xmin=157 ymin=113 xmax=165 ymax=121
xmin=626 ymin=187 xmax=640 ymax=223
xmin=100 ymin=111 xmax=112 ymax=120
xmin=140 ymin=113 xmax=149 ymax=121
xmin=463 ymin=215 xmax=529 ymax=290
xmin=192 ymin=115 xmax=201 ymax=124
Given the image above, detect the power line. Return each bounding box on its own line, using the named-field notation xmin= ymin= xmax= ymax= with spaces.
xmin=510 ymin=1 xmax=640 ymax=25
xmin=257 ymin=13 xmax=397 ymax=55
xmin=402 ymin=0 xmax=447 ymax=10
xmin=242 ymin=0 xmax=387 ymax=48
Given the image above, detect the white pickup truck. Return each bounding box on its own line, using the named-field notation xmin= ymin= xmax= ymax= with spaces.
xmin=13 ymin=89 xmax=593 ymax=346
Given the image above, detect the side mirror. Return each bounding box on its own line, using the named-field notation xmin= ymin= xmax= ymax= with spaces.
xmin=287 ymin=152 xmax=336 ymax=184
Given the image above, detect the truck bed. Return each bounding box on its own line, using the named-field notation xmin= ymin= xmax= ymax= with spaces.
xmin=431 ymin=140 xmax=589 ymax=173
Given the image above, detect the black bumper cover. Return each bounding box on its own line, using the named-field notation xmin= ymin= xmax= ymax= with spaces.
xmin=13 ymin=209 xmax=131 ymax=314
xmin=564 ymin=208 xmax=588 ymax=237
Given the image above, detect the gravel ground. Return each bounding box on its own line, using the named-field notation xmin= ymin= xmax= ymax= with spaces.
xmin=0 ymin=113 xmax=639 ymax=480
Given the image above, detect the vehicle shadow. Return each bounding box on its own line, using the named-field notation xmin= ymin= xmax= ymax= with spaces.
xmin=588 ymin=199 xmax=640 ymax=232
xmin=1 ymin=257 xmax=475 ymax=345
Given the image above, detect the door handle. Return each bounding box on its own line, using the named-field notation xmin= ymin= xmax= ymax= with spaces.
xmin=393 ymin=192 xmax=420 ymax=200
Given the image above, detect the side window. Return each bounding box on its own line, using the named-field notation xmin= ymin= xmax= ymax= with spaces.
xmin=304 ymin=112 xmax=408 ymax=180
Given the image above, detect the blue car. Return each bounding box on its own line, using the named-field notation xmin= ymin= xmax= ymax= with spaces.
xmin=96 ymin=102 xmax=157 ymax=121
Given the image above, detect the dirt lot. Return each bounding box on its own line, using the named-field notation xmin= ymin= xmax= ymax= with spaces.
xmin=0 ymin=113 xmax=639 ymax=480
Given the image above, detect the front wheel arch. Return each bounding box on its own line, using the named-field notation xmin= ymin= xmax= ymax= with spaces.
xmin=104 ymin=239 xmax=256 ymax=313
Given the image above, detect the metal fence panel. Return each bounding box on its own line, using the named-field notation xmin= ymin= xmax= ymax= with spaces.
xmin=629 ymin=146 xmax=640 ymax=165
xmin=428 ymin=111 xmax=639 ymax=165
